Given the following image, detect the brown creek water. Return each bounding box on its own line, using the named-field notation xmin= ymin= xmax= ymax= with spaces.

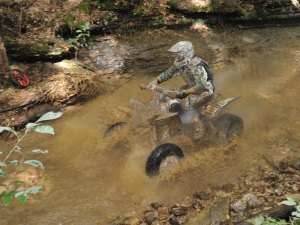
xmin=0 ymin=26 xmax=300 ymax=225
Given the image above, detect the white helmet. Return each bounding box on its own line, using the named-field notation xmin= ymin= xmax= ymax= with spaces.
xmin=168 ymin=41 xmax=195 ymax=65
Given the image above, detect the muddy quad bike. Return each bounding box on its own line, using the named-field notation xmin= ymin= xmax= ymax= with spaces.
xmin=104 ymin=83 xmax=244 ymax=177
xmin=138 ymin=83 xmax=244 ymax=177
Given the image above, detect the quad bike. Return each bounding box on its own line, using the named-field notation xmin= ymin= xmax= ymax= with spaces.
xmin=104 ymin=83 xmax=244 ymax=177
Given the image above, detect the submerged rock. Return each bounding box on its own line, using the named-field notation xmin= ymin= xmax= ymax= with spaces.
xmin=144 ymin=211 xmax=158 ymax=223
xmin=173 ymin=207 xmax=187 ymax=216
xmin=231 ymin=193 xmax=260 ymax=213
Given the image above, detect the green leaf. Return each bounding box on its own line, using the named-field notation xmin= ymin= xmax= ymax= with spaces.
xmin=2 ymin=192 xmax=14 ymax=206
xmin=296 ymin=205 xmax=300 ymax=212
xmin=25 ymin=123 xmax=39 ymax=129
xmin=35 ymin=111 xmax=63 ymax=123
xmin=23 ymin=160 xmax=45 ymax=169
xmin=0 ymin=168 xmax=7 ymax=177
xmin=0 ymin=126 xmax=17 ymax=136
xmin=246 ymin=215 xmax=265 ymax=225
xmin=293 ymin=218 xmax=300 ymax=225
xmin=0 ymin=161 xmax=7 ymax=167
xmin=65 ymin=14 xmax=75 ymax=28
xmin=34 ymin=125 xmax=54 ymax=135
xmin=9 ymin=160 xmax=18 ymax=166
xmin=0 ymin=173 xmax=7 ymax=177
xmin=293 ymin=212 xmax=300 ymax=218
xmin=15 ymin=192 xmax=27 ymax=203
xmin=16 ymin=194 xmax=27 ymax=203
xmin=32 ymin=149 xmax=48 ymax=154
xmin=281 ymin=197 xmax=297 ymax=206
xmin=267 ymin=217 xmax=277 ymax=222
xmin=25 ymin=186 xmax=42 ymax=195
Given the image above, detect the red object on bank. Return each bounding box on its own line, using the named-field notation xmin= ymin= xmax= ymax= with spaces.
xmin=9 ymin=69 xmax=30 ymax=88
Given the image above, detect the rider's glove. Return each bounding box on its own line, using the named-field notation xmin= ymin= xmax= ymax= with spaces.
xmin=176 ymin=90 xmax=189 ymax=99
xmin=148 ymin=80 xmax=158 ymax=90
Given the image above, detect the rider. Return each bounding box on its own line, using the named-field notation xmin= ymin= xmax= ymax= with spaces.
xmin=149 ymin=41 xmax=214 ymax=112
xmin=148 ymin=41 xmax=216 ymax=139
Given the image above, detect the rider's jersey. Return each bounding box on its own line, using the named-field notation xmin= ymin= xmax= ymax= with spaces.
xmin=158 ymin=56 xmax=214 ymax=93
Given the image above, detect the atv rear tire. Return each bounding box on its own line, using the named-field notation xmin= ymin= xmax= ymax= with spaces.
xmin=214 ymin=113 xmax=243 ymax=142
xmin=146 ymin=143 xmax=184 ymax=177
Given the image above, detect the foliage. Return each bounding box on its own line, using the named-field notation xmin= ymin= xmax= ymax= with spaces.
xmin=67 ymin=21 xmax=90 ymax=58
xmin=282 ymin=198 xmax=300 ymax=222
xmin=102 ymin=12 xmax=118 ymax=28
xmin=65 ymin=14 xmax=76 ymax=31
xmin=94 ymin=0 xmax=169 ymax=17
xmin=246 ymin=198 xmax=300 ymax=225
xmin=138 ymin=0 xmax=169 ymax=16
xmin=152 ymin=15 xmax=164 ymax=26
xmin=79 ymin=2 xmax=93 ymax=14
xmin=133 ymin=7 xmax=147 ymax=16
xmin=210 ymin=0 xmax=245 ymax=14
xmin=0 ymin=111 xmax=63 ymax=206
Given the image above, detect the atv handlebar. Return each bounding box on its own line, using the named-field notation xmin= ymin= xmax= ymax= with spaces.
xmin=140 ymin=83 xmax=178 ymax=99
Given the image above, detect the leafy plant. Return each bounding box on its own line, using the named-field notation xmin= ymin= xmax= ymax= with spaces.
xmin=67 ymin=21 xmax=90 ymax=58
xmin=79 ymin=2 xmax=93 ymax=14
xmin=247 ymin=215 xmax=288 ymax=225
xmin=133 ymin=7 xmax=147 ymax=16
xmin=65 ymin=14 xmax=75 ymax=31
xmin=153 ymin=15 xmax=164 ymax=26
xmin=246 ymin=198 xmax=300 ymax=225
xmin=102 ymin=12 xmax=118 ymax=27
xmin=0 ymin=111 xmax=63 ymax=206
xmin=282 ymin=198 xmax=300 ymax=222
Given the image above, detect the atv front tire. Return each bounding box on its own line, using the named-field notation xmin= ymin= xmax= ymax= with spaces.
xmin=146 ymin=143 xmax=184 ymax=176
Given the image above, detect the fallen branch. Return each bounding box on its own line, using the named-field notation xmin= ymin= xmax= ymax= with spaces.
xmin=235 ymin=205 xmax=295 ymax=225
xmin=0 ymin=100 xmax=38 ymax=113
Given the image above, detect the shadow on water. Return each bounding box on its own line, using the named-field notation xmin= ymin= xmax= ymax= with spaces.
xmin=0 ymin=27 xmax=299 ymax=225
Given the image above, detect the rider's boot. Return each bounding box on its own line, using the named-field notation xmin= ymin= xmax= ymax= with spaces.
xmin=201 ymin=120 xmax=217 ymax=141
xmin=191 ymin=116 xmax=204 ymax=140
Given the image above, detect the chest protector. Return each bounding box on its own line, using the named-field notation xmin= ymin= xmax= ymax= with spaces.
xmin=188 ymin=57 xmax=214 ymax=81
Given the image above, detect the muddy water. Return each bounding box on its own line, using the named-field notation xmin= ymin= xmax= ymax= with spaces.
xmin=1 ymin=26 xmax=300 ymax=225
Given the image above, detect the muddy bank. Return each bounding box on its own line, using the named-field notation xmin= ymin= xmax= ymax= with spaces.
xmin=111 ymin=154 xmax=300 ymax=225
xmin=0 ymin=62 xmax=105 ymax=128
xmin=1 ymin=0 xmax=300 ymax=63
xmin=0 ymin=35 xmax=137 ymax=128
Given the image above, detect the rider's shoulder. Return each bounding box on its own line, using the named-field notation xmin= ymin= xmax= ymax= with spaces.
xmin=189 ymin=56 xmax=203 ymax=67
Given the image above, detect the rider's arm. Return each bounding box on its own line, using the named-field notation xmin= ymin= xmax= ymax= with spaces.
xmin=157 ymin=65 xmax=179 ymax=83
xmin=186 ymin=87 xmax=199 ymax=95
xmin=191 ymin=64 xmax=209 ymax=93
xmin=175 ymin=87 xmax=198 ymax=99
